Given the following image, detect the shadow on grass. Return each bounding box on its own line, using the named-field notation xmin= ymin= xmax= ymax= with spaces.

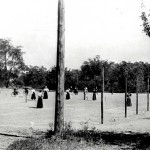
xmin=29 ymin=106 xmax=37 ymax=109
xmin=143 ymin=117 xmax=150 ymax=120
xmin=6 ymin=128 xmax=150 ymax=150
xmin=45 ymin=129 xmax=150 ymax=149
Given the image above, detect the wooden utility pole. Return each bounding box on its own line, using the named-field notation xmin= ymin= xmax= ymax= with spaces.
xmin=101 ymin=67 xmax=104 ymax=124
xmin=54 ymin=0 xmax=65 ymax=134
xmin=147 ymin=77 xmax=149 ymax=111
xmin=136 ymin=76 xmax=139 ymax=115
xmin=125 ymin=76 xmax=127 ymax=118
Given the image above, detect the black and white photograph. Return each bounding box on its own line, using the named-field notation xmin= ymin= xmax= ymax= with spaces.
xmin=0 ymin=0 xmax=150 ymax=149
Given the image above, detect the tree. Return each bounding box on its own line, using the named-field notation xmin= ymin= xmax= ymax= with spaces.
xmin=132 ymin=62 xmax=146 ymax=92
xmin=46 ymin=66 xmax=57 ymax=90
xmin=0 ymin=39 xmax=11 ymax=87
xmin=80 ymin=55 xmax=103 ymax=91
xmin=65 ymin=68 xmax=79 ymax=90
xmin=108 ymin=63 xmax=120 ymax=92
xmin=0 ymin=62 xmax=5 ymax=87
xmin=141 ymin=1 xmax=150 ymax=37
xmin=22 ymin=66 xmax=47 ymax=88
xmin=141 ymin=12 xmax=150 ymax=37
xmin=0 ymin=39 xmax=25 ymax=87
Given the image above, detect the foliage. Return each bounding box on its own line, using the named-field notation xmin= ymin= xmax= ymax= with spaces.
xmin=0 ymin=45 xmax=149 ymax=93
xmin=22 ymin=65 xmax=47 ymax=89
xmin=141 ymin=12 xmax=150 ymax=37
xmin=78 ymin=56 xmax=149 ymax=93
xmin=141 ymin=0 xmax=150 ymax=37
xmin=0 ymin=39 xmax=25 ymax=87
xmin=0 ymin=38 xmax=149 ymax=92
xmin=65 ymin=68 xmax=79 ymax=90
xmin=46 ymin=66 xmax=56 ymax=90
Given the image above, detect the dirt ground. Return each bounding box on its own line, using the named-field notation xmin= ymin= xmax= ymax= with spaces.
xmin=0 ymin=88 xmax=150 ymax=149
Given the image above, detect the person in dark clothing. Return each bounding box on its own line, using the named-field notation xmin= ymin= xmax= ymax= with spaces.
xmin=43 ymin=86 xmax=49 ymax=99
xmin=37 ymin=90 xmax=43 ymax=108
xmin=66 ymin=89 xmax=70 ymax=100
xmin=13 ymin=88 xmax=18 ymax=95
xmin=31 ymin=88 xmax=36 ymax=100
xmin=92 ymin=88 xmax=97 ymax=100
xmin=24 ymin=87 xmax=29 ymax=95
xmin=74 ymin=87 xmax=78 ymax=95
xmin=127 ymin=93 xmax=132 ymax=106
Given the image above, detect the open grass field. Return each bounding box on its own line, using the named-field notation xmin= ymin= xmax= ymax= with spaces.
xmin=0 ymin=88 xmax=150 ymax=131
xmin=0 ymin=88 xmax=150 ymax=149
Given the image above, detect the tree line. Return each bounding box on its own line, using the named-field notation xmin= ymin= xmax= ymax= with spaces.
xmin=0 ymin=3 xmax=149 ymax=92
xmin=0 ymin=40 xmax=149 ymax=93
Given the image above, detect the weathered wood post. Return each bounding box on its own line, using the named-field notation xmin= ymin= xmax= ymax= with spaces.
xmin=25 ymin=94 xmax=27 ymax=103
xmin=101 ymin=66 xmax=104 ymax=124
xmin=147 ymin=67 xmax=149 ymax=111
xmin=147 ymin=76 xmax=149 ymax=111
xmin=54 ymin=0 xmax=65 ymax=134
xmin=24 ymin=87 xmax=27 ymax=103
xmin=124 ymin=67 xmax=128 ymax=118
xmin=125 ymin=76 xmax=127 ymax=118
xmin=136 ymin=76 xmax=139 ymax=115
xmin=4 ymin=51 xmax=8 ymax=87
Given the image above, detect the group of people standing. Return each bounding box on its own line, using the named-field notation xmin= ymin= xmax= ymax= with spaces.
xmin=66 ymin=87 xmax=78 ymax=100
xmin=30 ymin=86 xmax=49 ymax=108
xmin=65 ymin=86 xmax=98 ymax=101
xmin=84 ymin=87 xmax=98 ymax=100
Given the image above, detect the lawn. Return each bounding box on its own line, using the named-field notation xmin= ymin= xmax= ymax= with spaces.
xmin=0 ymin=89 xmax=148 ymax=130
xmin=0 ymin=88 xmax=150 ymax=149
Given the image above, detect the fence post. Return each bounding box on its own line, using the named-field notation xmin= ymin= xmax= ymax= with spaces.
xmin=136 ymin=76 xmax=138 ymax=115
xmin=25 ymin=94 xmax=27 ymax=103
xmin=125 ymin=76 xmax=127 ymax=118
xmin=101 ymin=67 xmax=104 ymax=124
xmin=147 ymin=77 xmax=149 ymax=111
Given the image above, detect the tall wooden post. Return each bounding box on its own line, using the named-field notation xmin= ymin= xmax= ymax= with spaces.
xmin=125 ymin=76 xmax=127 ymax=118
xmin=101 ymin=67 xmax=104 ymax=124
xmin=54 ymin=0 xmax=65 ymax=134
xmin=147 ymin=77 xmax=149 ymax=111
xmin=25 ymin=94 xmax=27 ymax=103
xmin=136 ymin=77 xmax=138 ymax=115
xmin=4 ymin=52 xmax=8 ymax=87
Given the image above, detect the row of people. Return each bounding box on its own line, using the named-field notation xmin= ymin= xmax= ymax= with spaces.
xmin=31 ymin=86 xmax=49 ymax=109
xmin=83 ymin=87 xmax=97 ymax=100
xmin=13 ymin=86 xmax=49 ymax=109
xmin=13 ymin=86 xmax=49 ymax=100
xmin=66 ymin=88 xmax=132 ymax=106
xmin=66 ymin=87 xmax=97 ymax=100
xmin=13 ymin=86 xmax=132 ymax=107
xmin=31 ymin=86 xmax=49 ymax=100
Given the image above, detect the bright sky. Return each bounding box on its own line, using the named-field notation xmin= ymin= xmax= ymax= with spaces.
xmin=0 ymin=0 xmax=149 ymax=69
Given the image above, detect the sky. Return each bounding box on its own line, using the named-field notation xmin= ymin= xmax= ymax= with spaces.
xmin=0 ymin=0 xmax=150 ymax=69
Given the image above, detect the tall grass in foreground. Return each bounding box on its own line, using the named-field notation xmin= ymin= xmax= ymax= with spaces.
xmin=6 ymin=122 xmax=150 ymax=150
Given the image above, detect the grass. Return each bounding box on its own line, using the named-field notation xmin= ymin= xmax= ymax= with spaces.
xmin=6 ymin=122 xmax=150 ymax=150
xmin=1 ymin=91 xmax=150 ymax=149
